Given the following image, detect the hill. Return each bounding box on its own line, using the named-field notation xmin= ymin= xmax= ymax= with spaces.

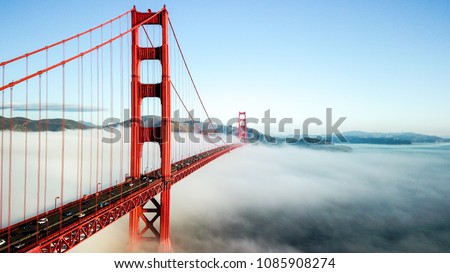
xmin=339 ymin=131 xmax=450 ymax=144
xmin=0 ymin=116 xmax=97 ymax=131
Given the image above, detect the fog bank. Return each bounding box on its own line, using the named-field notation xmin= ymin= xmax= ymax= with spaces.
xmin=71 ymin=143 xmax=450 ymax=252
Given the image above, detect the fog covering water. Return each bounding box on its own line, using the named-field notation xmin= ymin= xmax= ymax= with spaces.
xmin=70 ymin=142 xmax=450 ymax=253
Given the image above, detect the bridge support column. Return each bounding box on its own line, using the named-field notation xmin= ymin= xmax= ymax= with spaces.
xmin=128 ymin=198 xmax=161 ymax=252
xmin=128 ymin=208 xmax=140 ymax=251
xmin=238 ymin=112 xmax=247 ymax=140
xmin=159 ymin=185 xmax=172 ymax=252
xmin=158 ymin=5 xmax=172 ymax=253
xmin=129 ymin=6 xmax=171 ymax=252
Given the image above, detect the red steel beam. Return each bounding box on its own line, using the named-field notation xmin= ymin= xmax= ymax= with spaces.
xmin=159 ymin=6 xmax=172 ymax=252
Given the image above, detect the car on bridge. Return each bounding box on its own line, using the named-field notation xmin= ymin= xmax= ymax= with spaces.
xmin=99 ymin=201 xmax=109 ymax=208
xmin=77 ymin=213 xmax=86 ymax=218
xmin=141 ymin=174 xmax=151 ymax=181
xmin=14 ymin=243 xmax=25 ymax=249
xmin=38 ymin=218 xmax=48 ymax=225
xmin=64 ymin=211 xmax=74 ymax=217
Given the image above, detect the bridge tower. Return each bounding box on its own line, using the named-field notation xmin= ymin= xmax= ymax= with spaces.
xmin=238 ymin=112 xmax=247 ymax=140
xmin=129 ymin=6 xmax=172 ymax=252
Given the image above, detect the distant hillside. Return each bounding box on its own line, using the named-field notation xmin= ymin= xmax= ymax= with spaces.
xmin=3 ymin=116 xmax=448 ymax=146
xmin=339 ymin=131 xmax=450 ymax=144
xmin=0 ymin=116 xmax=97 ymax=131
xmin=238 ymin=128 xmax=450 ymax=151
xmin=118 ymin=115 xmax=161 ymax=128
xmin=0 ymin=115 xmax=224 ymax=134
xmin=116 ymin=115 xmax=209 ymax=133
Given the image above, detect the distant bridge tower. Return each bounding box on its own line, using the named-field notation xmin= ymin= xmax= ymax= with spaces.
xmin=129 ymin=6 xmax=172 ymax=252
xmin=238 ymin=112 xmax=247 ymax=140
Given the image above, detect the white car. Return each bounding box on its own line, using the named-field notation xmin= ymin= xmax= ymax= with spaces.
xmin=15 ymin=243 xmax=25 ymax=249
xmin=38 ymin=218 xmax=48 ymax=225
xmin=77 ymin=213 xmax=86 ymax=218
xmin=0 ymin=238 xmax=6 ymax=246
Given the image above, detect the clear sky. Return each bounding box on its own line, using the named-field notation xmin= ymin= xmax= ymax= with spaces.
xmin=1 ymin=0 xmax=449 ymax=136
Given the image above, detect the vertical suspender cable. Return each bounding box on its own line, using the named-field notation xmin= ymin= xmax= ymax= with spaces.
xmin=44 ymin=49 xmax=48 ymax=212
xmin=153 ymin=28 xmax=157 ymax=171
xmin=80 ymin=55 xmax=84 ymax=199
xmin=96 ymin=48 xmax=100 ymax=192
xmin=177 ymin=45 xmax=180 ymax=159
xmin=77 ymin=37 xmax=81 ymax=199
xmin=146 ymin=29 xmax=150 ymax=171
xmin=1 ymin=66 xmax=4 ymax=228
xmin=172 ymin=31 xmax=177 ymax=162
xmin=189 ymin=71 xmax=192 ymax=157
xmin=181 ymin=39 xmax=184 ymax=159
xmin=89 ymin=31 xmax=93 ymax=194
xmin=176 ymin=34 xmax=181 ymax=162
xmin=119 ymin=17 xmax=124 ymax=181
xmin=24 ymin=57 xmax=29 ymax=220
xmin=37 ymin=74 xmax=42 ymax=227
xmin=99 ymin=27 xmax=105 ymax=188
xmin=110 ymin=23 xmax=114 ymax=189
xmin=60 ymin=42 xmax=66 ymax=229
xmin=175 ymin=36 xmax=178 ymax=160
xmin=172 ymin=33 xmax=177 ymax=162
xmin=7 ymin=86 xmax=13 ymax=249
xmin=101 ymin=26 xmax=104 ymax=189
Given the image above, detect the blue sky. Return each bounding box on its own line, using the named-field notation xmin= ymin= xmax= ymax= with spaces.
xmin=1 ymin=0 xmax=449 ymax=135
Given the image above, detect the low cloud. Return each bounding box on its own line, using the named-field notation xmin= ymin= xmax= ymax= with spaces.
xmin=0 ymin=103 xmax=105 ymax=112
xmin=169 ymin=145 xmax=450 ymax=252
xmin=70 ymin=144 xmax=450 ymax=253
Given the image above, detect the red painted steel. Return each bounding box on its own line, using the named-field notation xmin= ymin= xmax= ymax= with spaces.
xmin=159 ymin=7 xmax=172 ymax=252
xmin=129 ymin=6 xmax=171 ymax=252
xmin=129 ymin=6 xmax=141 ymax=251
xmin=238 ymin=112 xmax=247 ymax=140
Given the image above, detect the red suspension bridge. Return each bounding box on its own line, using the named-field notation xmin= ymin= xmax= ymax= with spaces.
xmin=0 ymin=6 xmax=245 ymax=253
